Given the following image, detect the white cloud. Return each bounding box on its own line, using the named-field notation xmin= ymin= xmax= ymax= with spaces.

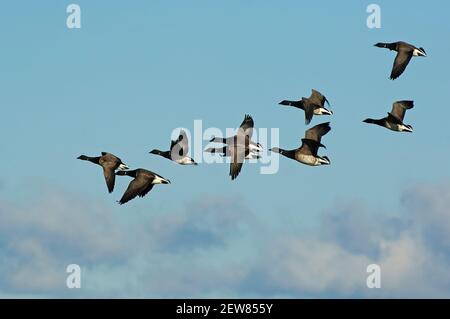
xmin=244 ymin=182 xmax=450 ymax=298
xmin=2 ymin=180 xmax=450 ymax=298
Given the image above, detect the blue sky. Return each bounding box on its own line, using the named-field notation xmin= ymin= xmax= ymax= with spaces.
xmin=1 ymin=1 xmax=450 ymax=298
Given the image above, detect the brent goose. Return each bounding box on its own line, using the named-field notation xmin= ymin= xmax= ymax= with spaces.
xmin=208 ymin=115 xmax=260 ymax=180
xmin=209 ymin=115 xmax=263 ymax=152
xmin=150 ymin=129 xmax=197 ymax=165
xmin=363 ymin=100 xmax=414 ymax=132
xmin=77 ymin=152 xmax=129 ymax=193
xmin=270 ymin=122 xmax=331 ymax=166
xmin=205 ymin=146 xmax=261 ymax=160
xmin=374 ymin=41 xmax=427 ymax=80
xmin=210 ymin=136 xmax=263 ymax=153
xmin=279 ymin=89 xmax=333 ymax=125
xmin=115 ymin=169 xmax=170 ymax=205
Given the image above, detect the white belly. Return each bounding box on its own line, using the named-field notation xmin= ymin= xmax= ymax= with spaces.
xmin=314 ymin=108 xmax=325 ymax=115
xmin=176 ymin=157 xmax=195 ymax=165
xmin=313 ymin=107 xmax=331 ymax=116
xmin=296 ymin=154 xmax=321 ymax=166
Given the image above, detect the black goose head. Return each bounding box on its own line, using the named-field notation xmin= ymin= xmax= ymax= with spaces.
xmin=278 ymin=100 xmax=292 ymax=106
xmin=149 ymin=149 xmax=171 ymax=159
xmin=270 ymin=147 xmax=296 ymax=160
xmin=363 ymin=118 xmax=384 ymax=126
xmin=77 ymin=155 xmax=100 ymax=164
xmin=116 ymin=170 xmax=137 ymax=178
xmin=149 ymin=149 xmax=162 ymax=155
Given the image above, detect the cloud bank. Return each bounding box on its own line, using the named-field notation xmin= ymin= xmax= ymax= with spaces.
xmin=1 ymin=180 xmax=450 ymax=298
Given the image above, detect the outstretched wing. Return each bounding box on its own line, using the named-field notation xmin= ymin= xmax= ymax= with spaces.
xmin=303 ymin=104 xmax=315 ymax=125
xmin=237 ymin=114 xmax=254 ymax=139
xmin=391 ymin=101 xmax=414 ymax=122
xmin=305 ymin=122 xmax=331 ymax=144
xmin=102 ymin=167 xmax=116 ymax=193
xmin=170 ymin=129 xmax=189 ymax=160
xmin=390 ymin=49 xmax=413 ymax=80
xmin=118 ymin=176 xmax=151 ymax=205
xmin=138 ymin=183 xmax=154 ymax=198
xmin=309 ymin=89 xmax=329 ymax=106
xmin=229 ymin=145 xmax=246 ymax=180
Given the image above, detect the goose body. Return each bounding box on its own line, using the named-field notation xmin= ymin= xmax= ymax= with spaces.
xmin=77 ymin=152 xmax=129 ymax=193
xmin=363 ymin=100 xmax=414 ymax=133
xmin=270 ymin=122 xmax=331 ymax=166
xmin=295 ymin=153 xmax=329 ymax=166
xmin=116 ymin=169 xmax=170 ymax=205
xmin=279 ymin=89 xmax=333 ymax=125
xmin=374 ymin=41 xmax=427 ymax=80
xmin=150 ymin=129 xmax=197 ymax=165
xmin=207 ymin=114 xmax=260 ymax=180
xmin=209 ymin=136 xmax=263 ymax=153
xmin=205 ymin=146 xmax=261 ymax=159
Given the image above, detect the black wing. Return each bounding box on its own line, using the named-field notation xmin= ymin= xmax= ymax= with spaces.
xmin=303 ymin=104 xmax=315 ymax=125
xmin=118 ymin=176 xmax=151 ymax=205
xmin=391 ymin=101 xmax=414 ymax=122
xmin=309 ymin=89 xmax=329 ymax=106
xmin=138 ymin=183 xmax=154 ymax=198
xmin=102 ymin=167 xmax=116 ymax=193
xmin=390 ymin=50 xmax=413 ymax=80
xmin=305 ymin=122 xmax=331 ymax=144
xmin=170 ymin=129 xmax=189 ymax=159
xmin=229 ymin=145 xmax=246 ymax=180
xmin=237 ymin=114 xmax=254 ymax=139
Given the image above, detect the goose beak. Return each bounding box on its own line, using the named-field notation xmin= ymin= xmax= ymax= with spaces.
xmin=118 ymin=164 xmax=129 ymax=171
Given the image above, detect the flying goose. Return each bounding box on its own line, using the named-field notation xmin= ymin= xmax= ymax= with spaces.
xmin=115 ymin=169 xmax=170 ymax=205
xmin=205 ymin=146 xmax=261 ymax=160
xmin=228 ymin=144 xmax=257 ymax=180
xmin=208 ymin=115 xmax=260 ymax=180
xmin=209 ymin=114 xmax=263 ymax=152
xmin=150 ymin=129 xmax=197 ymax=165
xmin=279 ymin=89 xmax=333 ymax=125
xmin=77 ymin=152 xmax=129 ymax=193
xmin=210 ymin=136 xmax=263 ymax=153
xmin=363 ymin=100 xmax=414 ymax=132
xmin=270 ymin=122 xmax=331 ymax=166
xmin=374 ymin=41 xmax=427 ymax=80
